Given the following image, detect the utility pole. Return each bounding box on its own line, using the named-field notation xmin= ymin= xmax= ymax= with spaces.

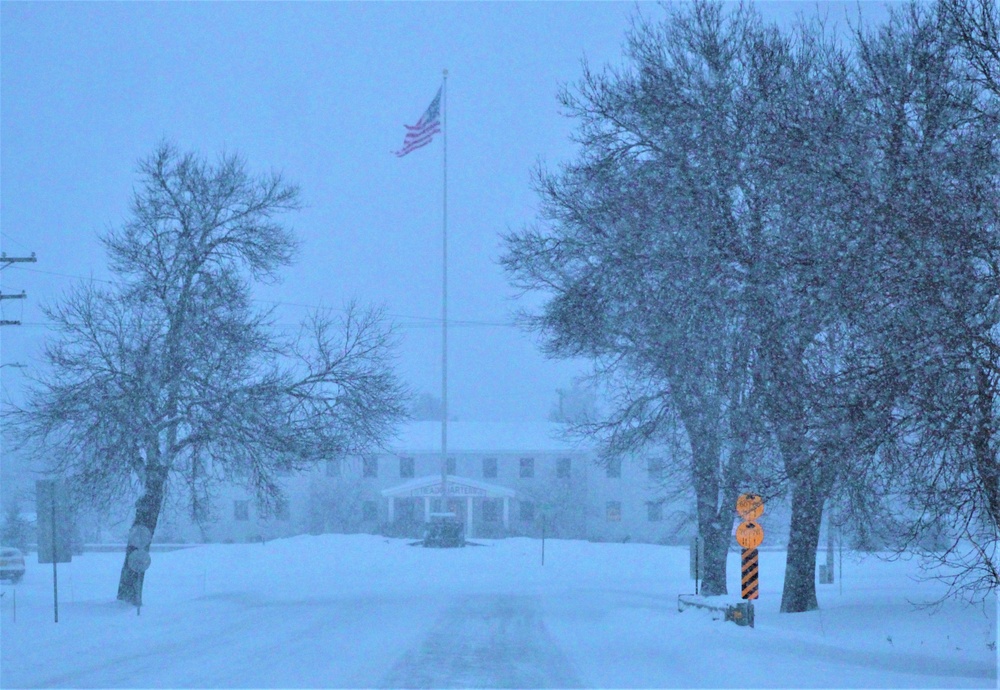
xmin=0 ymin=291 xmax=28 ymax=326
xmin=0 ymin=252 xmax=36 ymax=326
xmin=1 ymin=253 xmax=37 ymax=267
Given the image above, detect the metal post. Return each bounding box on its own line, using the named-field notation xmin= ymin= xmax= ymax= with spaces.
xmin=542 ymin=513 xmax=546 ymax=566
xmin=440 ymin=68 xmax=449 ymax=506
xmin=51 ymin=495 xmax=58 ymax=623
xmin=695 ymin=535 xmax=700 ymax=596
xmin=826 ymin=510 xmax=835 ymax=582
xmin=839 ymin=522 xmax=843 ymax=596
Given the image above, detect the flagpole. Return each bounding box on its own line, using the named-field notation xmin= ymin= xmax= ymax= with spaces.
xmin=441 ymin=68 xmax=449 ymax=510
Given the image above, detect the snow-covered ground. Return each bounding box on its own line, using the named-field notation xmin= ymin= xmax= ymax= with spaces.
xmin=1 ymin=535 xmax=996 ymax=688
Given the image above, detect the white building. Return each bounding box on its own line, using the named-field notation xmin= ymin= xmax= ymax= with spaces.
xmin=160 ymin=422 xmax=697 ymax=545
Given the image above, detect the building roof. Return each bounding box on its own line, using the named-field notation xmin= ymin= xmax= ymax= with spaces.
xmin=387 ymin=421 xmax=592 ymax=454
xmin=381 ymin=474 xmax=517 ymax=498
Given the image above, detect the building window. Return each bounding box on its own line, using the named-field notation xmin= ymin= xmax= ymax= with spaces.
xmin=446 ymin=457 xmax=456 ymax=475
xmin=648 ymin=457 xmax=664 ymax=481
xmin=400 ymin=457 xmax=415 ymax=478
xmin=520 ymin=457 xmax=534 ymax=478
xmin=363 ymin=501 xmax=378 ymax=522
xmin=276 ymin=501 xmax=290 ymax=521
xmin=606 ymin=458 xmax=621 ymax=479
xmin=234 ymin=500 xmax=249 ymax=521
xmin=483 ymin=499 xmax=501 ymax=523
xmin=363 ymin=456 xmax=378 ymax=478
xmin=483 ymin=457 xmax=498 ymax=479
xmin=326 ymin=459 xmax=341 ymax=477
xmin=606 ymin=501 xmax=622 ymax=522
xmin=647 ymin=501 xmax=663 ymax=522
xmin=520 ymin=500 xmax=535 ymax=522
xmin=557 ymin=457 xmax=571 ymax=479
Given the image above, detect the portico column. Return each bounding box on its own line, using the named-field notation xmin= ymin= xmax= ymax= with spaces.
xmin=466 ymin=496 xmax=473 ymax=539
xmin=503 ymin=497 xmax=509 ymax=530
xmin=388 ymin=496 xmax=395 ymax=522
xmin=424 ymin=496 xmax=431 ymax=522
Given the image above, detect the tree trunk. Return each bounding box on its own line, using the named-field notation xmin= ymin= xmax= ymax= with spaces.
xmin=117 ymin=466 xmax=168 ymax=605
xmin=687 ymin=417 xmax=731 ymax=596
xmin=699 ymin=516 xmax=732 ymax=595
xmin=780 ymin=480 xmax=823 ymax=612
xmin=757 ymin=334 xmax=833 ymax=612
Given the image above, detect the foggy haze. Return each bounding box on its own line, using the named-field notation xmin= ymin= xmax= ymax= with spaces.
xmin=0 ymin=1 xmax=891 ymax=421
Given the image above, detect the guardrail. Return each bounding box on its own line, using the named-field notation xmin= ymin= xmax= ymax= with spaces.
xmin=677 ymin=593 xmax=754 ymax=627
xmin=20 ymin=543 xmax=199 ymax=554
xmin=83 ymin=544 xmax=196 ymax=553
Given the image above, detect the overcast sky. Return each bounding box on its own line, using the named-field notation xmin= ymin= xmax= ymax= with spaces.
xmin=0 ymin=1 xmax=895 ymax=423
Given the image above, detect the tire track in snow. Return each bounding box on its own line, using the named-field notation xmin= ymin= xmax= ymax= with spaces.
xmin=379 ymin=594 xmax=583 ymax=689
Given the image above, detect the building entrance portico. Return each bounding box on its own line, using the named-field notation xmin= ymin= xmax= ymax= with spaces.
xmin=381 ymin=475 xmax=516 ymax=539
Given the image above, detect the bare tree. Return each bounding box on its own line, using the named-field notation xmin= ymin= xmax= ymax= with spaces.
xmin=506 ymin=0 xmax=996 ymax=610
xmin=845 ymin=1 xmax=1000 ymax=603
xmin=504 ymin=0 xmax=899 ymax=611
xmin=504 ymin=1 xmax=788 ymax=597
xmin=9 ymin=144 xmax=408 ymax=605
xmin=939 ymin=0 xmax=1000 ymax=101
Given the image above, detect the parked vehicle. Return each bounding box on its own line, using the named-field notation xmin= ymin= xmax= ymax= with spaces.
xmin=0 ymin=547 xmax=25 ymax=584
xmin=423 ymin=513 xmax=465 ymax=548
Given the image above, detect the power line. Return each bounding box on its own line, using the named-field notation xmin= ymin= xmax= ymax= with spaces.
xmin=5 ymin=265 xmax=113 ymax=283
xmin=9 ymin=319 xmax=517 ymax=331
xmin=0 ymin=231 xmax=32 ymax=252
xmin=5 ymin=265 xmax=516 ymax=328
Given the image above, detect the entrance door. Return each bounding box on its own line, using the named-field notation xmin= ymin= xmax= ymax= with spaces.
xmin=446 ymin=498 xmax=465 ymax=524
xmin=431 ymin=495 xmax=469 ymax=539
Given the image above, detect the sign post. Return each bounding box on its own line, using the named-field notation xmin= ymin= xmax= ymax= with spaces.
xmin=689 ymin=535 xmax=704 ymax=595
xmin=540 ymin=502 xmax=555 ymax=566
xmin=36 ymin=480 xmax=73 ymax=623
xmin=820 ymin=508 xmax=835 ymax=585
xmin=735 ymin=493 xmax=765 ymax=628
xmin=838 ymin=520 xmax=843 ymax=596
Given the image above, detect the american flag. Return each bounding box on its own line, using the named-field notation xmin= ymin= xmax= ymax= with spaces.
xmin=394 ymin=87 xmax=442 ymax=157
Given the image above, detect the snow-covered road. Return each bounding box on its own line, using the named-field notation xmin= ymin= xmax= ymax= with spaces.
xmin=2 ymin=536 xmax=996 ymax=688
xmin=380 ymin=594 xmax=582 ymax=688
